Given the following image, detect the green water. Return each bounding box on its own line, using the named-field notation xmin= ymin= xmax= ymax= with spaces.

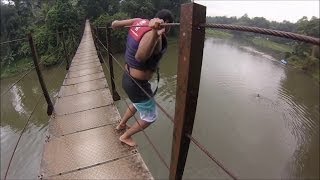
xmin=1 ymin=38 xmax=319 ymax=179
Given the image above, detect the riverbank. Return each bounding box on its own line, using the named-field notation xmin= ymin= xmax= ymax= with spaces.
xmin=206 ymin=29 xmax=319 ymax=82
xmin=1 ymin=57 xmax=33 ymax=79
xmin=1 ymin=50 xmax=73 ymax=79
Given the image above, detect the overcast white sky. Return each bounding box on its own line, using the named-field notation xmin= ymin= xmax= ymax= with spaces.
xmin=195 ymin=1 xmax=319 ymax=23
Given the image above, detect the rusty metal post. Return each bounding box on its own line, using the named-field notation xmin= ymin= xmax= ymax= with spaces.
xmin=61 ymin=32 xmax=70 ymax=70
xmin=106 ymin=25 xmax=120 ymax=101
xmin=95 ymin=27 xmax=104 ymax=64
xmin=28 ymin=33 xmax=54 ymax=116
xmin=169 ymin=3 xmax=206 ymax=180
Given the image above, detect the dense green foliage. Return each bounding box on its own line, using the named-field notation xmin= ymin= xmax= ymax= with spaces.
xmin=206 ymin=15 xmax=320 ymax=80
xmin=93 ymin=12 xmax=129 ymax=53
xmin=92 ymin=0 xmax=188 ymax=52
xmin=1 ymin=0 xmax=84 ymax=78
xmin=1 ymin=0 xmax=187 ymax=78
xmin=1 ymin=0 xmax=318 ymax=80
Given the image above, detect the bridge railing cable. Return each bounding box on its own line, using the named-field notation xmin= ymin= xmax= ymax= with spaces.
xmin=202 ymin=23 xmax=320 ymax=46
xmin=3 ymin=40 xmax=71 ymax=179
xmin=104 ymin=22 xmax=319 ymax=45
xmin=94 ymin=24 xmax=241 ymax=179
xmin=1 ymin=47 xmax=61 ymax=97
xmin=0 ymin=32 xmax=64 ymax=46
xmin=0 ymin=38 xmax=28 ymax=46
xmin=95 ymin=37 xmax=175 ymax=123
xmin=95 ymin=38 xmax=170 ymax=170
xmin=4 ymin=95 xmax=43 ymax=180
xmin=186 ymin=134 xmax=238 ymax=179
xmin=120 ymin=93 xmax=170 ymax=170
xmin=95 ymin=32 xmax=239 ymax=179
xmin=94 ymin=9 xmax=320 ymax=179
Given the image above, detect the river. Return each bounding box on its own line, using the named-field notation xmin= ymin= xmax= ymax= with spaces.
xmin=1 ymin=37 xmax=319 ymax=179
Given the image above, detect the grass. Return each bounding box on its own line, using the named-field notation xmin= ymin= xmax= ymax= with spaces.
xmin=204 ymin=30 xmax=318 ymax=81
xmin=287 ymin=55 xmax=320 ymax=82
xmin=205 ymin=29 xmax=233 ymax=39
xmin=251 ymin=37 xmax=293 ymax=53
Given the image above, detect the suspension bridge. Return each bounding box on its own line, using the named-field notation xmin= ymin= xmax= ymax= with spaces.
xmin=1 ymin=2 xmax=319 ymax=180
xmin=37 ymin=20 xmax=153 ymax=179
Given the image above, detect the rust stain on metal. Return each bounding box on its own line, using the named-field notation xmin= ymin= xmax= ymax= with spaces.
xmin=40 ymin=20 xmax=153 ymax=179
xmin=170 ymin=3 xmax=206 ymax=180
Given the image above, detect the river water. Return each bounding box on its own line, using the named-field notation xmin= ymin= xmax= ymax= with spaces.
xmin=1 ymin=38 xmax=319 ymax=179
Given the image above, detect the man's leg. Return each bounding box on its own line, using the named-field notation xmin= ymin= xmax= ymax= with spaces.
xmin=116 ymin=104 xmax=137 ymax=130
xmin=119 ymin=119 xmax=152 ymax=146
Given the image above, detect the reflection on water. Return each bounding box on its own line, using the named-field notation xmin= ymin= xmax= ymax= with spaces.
xmin=1 ymin=65 xmax=66 ymax=179
xmin=11 ymin=84 xmax=28 ymax=116
xmin=115 ymin=38 xmax=318 ymax=179
xmin=279 ymin=67 xmax=319 ymax=178
xmin=1 ymin=38 xmax=319 ymax=179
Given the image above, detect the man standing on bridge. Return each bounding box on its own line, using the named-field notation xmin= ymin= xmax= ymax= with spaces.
xmin=111 ymin=10 xmax=173 ymax=146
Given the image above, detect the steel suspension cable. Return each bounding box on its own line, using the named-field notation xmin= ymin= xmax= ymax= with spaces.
xmin=203 ymin=23 xmax=320 ymax=45
xmin=98 ymin=22 xmax=319 ymax=45
xmin=4 ymin=95 xmax=43 ymax=180
xmin=0 ymin=32 xmax=64 ymax=46
xmin=99 ymin=50 xmax=170 ymax=170
xmin=125 ymin=23 xmax=180 ymax=28
xmin=95 ymin=28 xmax=238 ymax=178
xmin=97 ymin=23 xmax=180 ymax=29
xmin=1 ymin=47 xmax=60 ymax=97
xmin=120 ymin=93 xmax=170 ymax=170
xmin=95 ymin=38 xmax=175 ymax=123
xmin=186 ymin=134 xmax=238 ymax=180
xmin=94 ymin=20 xmax=320 ymax=180
xmin=0 ymin=38 xmax=28 ymax=45
xmin=6 ymin=58 xmax=69 ymax=179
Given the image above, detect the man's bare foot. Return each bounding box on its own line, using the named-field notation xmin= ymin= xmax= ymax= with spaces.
xmin=119 ymin=135 xmax=136 ymax=147
xmin=116 ymin=123 xmax=126 ymax=130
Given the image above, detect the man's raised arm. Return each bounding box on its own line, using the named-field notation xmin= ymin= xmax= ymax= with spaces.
xmin=111 ymin=18 xmax=140 ymax=29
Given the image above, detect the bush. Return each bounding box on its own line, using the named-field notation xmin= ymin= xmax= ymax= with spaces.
xmin=42 ymin=54 xmax=60 ymax=66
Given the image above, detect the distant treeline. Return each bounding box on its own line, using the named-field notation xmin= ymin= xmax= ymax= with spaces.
xmin=206 ymin=14 xmax=320 ymax=80
xmin=206 ymin=14 xmax=319 ymax=43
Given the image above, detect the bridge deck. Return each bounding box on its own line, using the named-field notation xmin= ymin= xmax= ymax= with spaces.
xmin=40 ymin=20 xmax=153 ymax=179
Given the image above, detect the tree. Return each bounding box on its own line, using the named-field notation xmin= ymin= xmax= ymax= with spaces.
xmin=77 ymin=0 xmax=119 ymax=19
xmin=94 ymin=12 xmax=130 ymax=53
xmin=120 ymin=0 xmax=154 ymax=19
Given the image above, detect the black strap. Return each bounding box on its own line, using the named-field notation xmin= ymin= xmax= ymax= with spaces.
xmin=126 ymin=64 xmax=159 ymax=97
xmin=153 ymin=67 xmax=160 ymax=96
